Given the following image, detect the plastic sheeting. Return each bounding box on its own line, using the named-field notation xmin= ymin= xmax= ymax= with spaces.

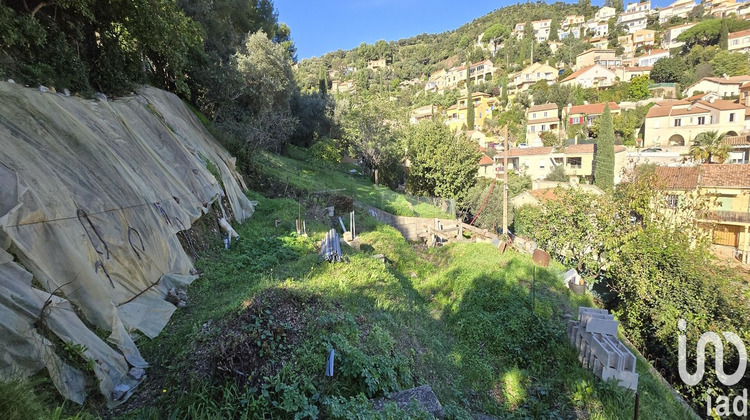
xmin=0 ymin=83 xmax=256 ymax=406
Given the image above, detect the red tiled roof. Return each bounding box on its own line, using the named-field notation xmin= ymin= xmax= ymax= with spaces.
xmin=641 ymin=49 xmax=669 ymax=56
xmin=529 ymin=189 xmax=560 ymax=202
xmin=528 ymin=117 xmax=560 ymax=124
xmin=696 ymin=75 xmax=750 ymax=85
xmin=567 ymin=102 xmax=620 ymax=116
xmin=529 ymin=103 xmax=559 ymax=112
xmin=479 ymin=154 xmax=494 ymax=166
xmin=509 ymin=147 xmax=554 ymax=156
xmin=654 ymin=166 xmax=701 ymax=190
xmin=700 ymin=164 xmax=750 ymax=188
xmin=729 ymin=29 xmax=750 ymax=39
xmin=562 ymin=65 xmax=614 ymax=83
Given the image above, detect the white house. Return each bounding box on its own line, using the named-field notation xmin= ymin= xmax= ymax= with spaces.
xmin=617 ymin=10 xmax=648 ymax=34
xmin=560 ymin=64 xmax=618 ymax=88
xmin=637 ymin=49 xmax=670 ymax=66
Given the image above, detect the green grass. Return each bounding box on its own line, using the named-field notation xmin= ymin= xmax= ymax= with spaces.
xmin=109 ymin=192 xmax=694 ymax=420
xmin=254 ymin=151 xmax=452 ymax=219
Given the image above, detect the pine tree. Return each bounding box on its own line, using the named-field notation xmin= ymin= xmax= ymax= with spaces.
xmin=719 ymin=19 xmax=729 ymax=50
xmin=594 ymin=103 xmax=615 ymax=192
xmin=466 ymin=70 xmax=475 ymax=130
xmin=549 ymin=19 xmax=559 ymax=42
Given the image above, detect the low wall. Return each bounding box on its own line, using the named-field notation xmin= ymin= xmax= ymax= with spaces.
xmin=361 ymin=205 xmax=457 ymax=242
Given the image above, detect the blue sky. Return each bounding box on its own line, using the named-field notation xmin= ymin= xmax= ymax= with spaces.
xmin=274 ymin=0 xmax=673 ymax=60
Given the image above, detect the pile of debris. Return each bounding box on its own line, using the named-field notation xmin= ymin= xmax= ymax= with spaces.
xmin=320 ymin=229 xmax=343 ymax=262
xmin=567 ymin=307 xmax=639 ymax=391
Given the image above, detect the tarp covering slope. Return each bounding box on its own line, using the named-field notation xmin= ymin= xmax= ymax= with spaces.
xmin=0 ymin=83 xmax=255 ymax=405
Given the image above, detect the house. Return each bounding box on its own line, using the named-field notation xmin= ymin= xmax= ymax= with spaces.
xmin=367 ymin=58 xmax=387 ymax=71
xmin=445 ymin=92 xmax=498 ymax=131
xmin=590 ymin=37 xmax=609 ymax=49
xmin=631 ymin=29 xmax=656 ymax=49
xmin=685 ymin=75 xmax=750 ymax=98
xmin=560 ymin=27 xmax=582 ymax=39
xmin=617 ymin=9 xmax=648 ymax=34
xmin=625 ymin=1 xmax=651 ymax=13
xmin=409 ymin=105 xmax=439 ymax=124
xmin=425 ymin=69 xmax=447 ymax=93
xmin=563 ymin=102 xmax=621 ymax=136
xmin=642 ymin=98 xmax=747 ymax=147
xmin=595 ymin=6 xmax=617 ymax=21
xmin=512 ymin=184 xmax=605 ymax=207
xmin=493 ymin=143 xmax=627 ymax=183
xmin=478 ymin=154 xmax=496 ymax=179
xmin=729 ymin=29 xmax=750 ymax=54
xmin=469 ymin=59 xmax=496 ymax=84
xmin=575 ymin=48 xmax=621 ymax=70
xmin=654 ymin=165 xmax=750 ymax=264
xmin=658 ymin=0 xmax=698 ymax=24
xmin=468 ymin=130 xmax=501 ymax=150
xmin=614 ymin=66 xmax=652 ymax=82
xmin=723 ymin=134 xmax=750 ymax=163
xmin=526 ymin=103 xmax=560 ymax=147
xmin=741 ymin=82 xmax=750 ymax=107
xmin=514 ymin=20 xmax=554 ymax=42
xmin=331 ymin=80 xmax=356 ymax=94
xmin=444 ymin=65 xmax=467 ymax=90
xmin=563 ymin=15 xmax=586 ymax=28
xmin=705 ymin=0 xmax=745 ymax=17
xmin=636 ymin=49 xmax=669 ymax=66
xmin=662 ymin=23 xmax=697 ymax=49
xmin=511 ymin=62 xmax=558 ymax=92
xmin=561 ymin=64 xmax=618 ymax=89
xmin=584 ymin=20 xmax=610 ymax=38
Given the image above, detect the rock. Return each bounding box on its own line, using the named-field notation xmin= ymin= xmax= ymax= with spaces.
xmin=7 ymin=79 xmax=14 ymax=84
xmin=128 ymin=367 xmax=146 ymax=380
xmin=94 ymin=92 xmax=107 ymax=102
xmin=112 ymin=383 xmax=131 ymax=401
xmin=373 ymin=254 xmax=385 ymax=263
xmin=372 ymin=385 xmax=443 ymax=418
xmin=49 ymin=86 xmax=56 ymax=93
xmin=39 ymin=85 xmax=49 ymax=93
xmin=410 ymin=272 xmax=418 ymax=278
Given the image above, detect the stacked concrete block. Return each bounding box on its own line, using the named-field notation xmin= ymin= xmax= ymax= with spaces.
xmin=567 ymin=307 xmax=639 ymax=391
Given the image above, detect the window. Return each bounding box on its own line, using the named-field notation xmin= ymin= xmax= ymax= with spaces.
xmin=730 ymin=113 xmax=735 ymax=122
xmin=530 ymin=126 xmax=536 ymax=132
xmin=674 ymin=118 xmax=681 ymax=127
xmin=540 ymin=159 xmax=545 ymax=168
xmin=543 ymin=111 xmax=548 ymax=117
xmin=567 ymin=157 xmax=582 ymax=169
xmin=541 ymin=124 xmax=546 ymax=131
xmin=666 ymin=194 xmax=678 ymax=209
xmin=697 ymin=116 xmax=705 ymax=125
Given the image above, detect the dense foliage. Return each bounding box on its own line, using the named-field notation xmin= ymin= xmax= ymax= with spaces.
xmin=593 ymin=104 xmax=615 ymax=191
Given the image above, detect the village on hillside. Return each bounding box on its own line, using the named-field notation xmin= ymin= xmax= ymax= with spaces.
xmin=321 ymin=0 xmax=750 ymax=265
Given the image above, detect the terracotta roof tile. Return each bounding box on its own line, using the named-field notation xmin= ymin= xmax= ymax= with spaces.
xmin=509 ymin=147 xmax=554 ymax=156
xmin=729 ymin=29 xmax=750 ymax=39
xmin=529 ymin=103 xmax=559 ymax=112
xmin=700 ymin=164 xmax=750 ymax=188
xmin=567 ymin=102 xmax=620 ymax=115
xmin=654 ymin=166 xmax=701 ymax=190
xmin=479 ymin=154 xmax=494 ymax=166
xmin=528 ymin=117 xmax=560 ymax=124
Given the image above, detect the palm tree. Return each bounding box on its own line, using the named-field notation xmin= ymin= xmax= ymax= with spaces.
xmin=689 ymin=131 xmax=730 ymax=164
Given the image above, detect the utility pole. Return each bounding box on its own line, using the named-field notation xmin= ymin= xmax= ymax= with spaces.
xmin=502 ymin=124 xmax=509 ymax=239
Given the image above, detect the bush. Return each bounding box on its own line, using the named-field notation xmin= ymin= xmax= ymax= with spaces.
xmin=308 ymin=137 xmax=341 ymax=167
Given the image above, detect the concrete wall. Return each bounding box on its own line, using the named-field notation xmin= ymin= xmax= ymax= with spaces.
xmin=363 ymin=205 xmax=458 ymax=242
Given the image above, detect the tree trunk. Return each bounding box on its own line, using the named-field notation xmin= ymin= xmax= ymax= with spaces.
xmin=374 ymin=168 xmax=379 ymax=187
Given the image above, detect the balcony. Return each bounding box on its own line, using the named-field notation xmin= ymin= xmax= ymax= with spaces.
xmin=699 ymin=210 xmax=750 ymax=224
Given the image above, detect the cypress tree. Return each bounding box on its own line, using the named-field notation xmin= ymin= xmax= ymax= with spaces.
xmin=720 ymin=19 xmax=729 ymax=50
xmin=465 ymin=70 xmax=474 ymax=130
xmin=549 ymin=19 xmax=559 ymax=42
xmin=594 ymin=103 xmax=615 ymax=192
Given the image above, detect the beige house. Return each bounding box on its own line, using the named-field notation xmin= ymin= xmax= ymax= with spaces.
xmin=729 ymin=29 xmax=750 ymax=54
xmin=478 ymin=154 xmax=496 ymax=179
xmin=685 ymin=75 xmax=750 ymax=98
xmin=614 ymin=66 xmax=651 ymax=81
xmin=425 ymin=69 xmax=447 ymax=93
xmin=560 ymin=64 xmax=618 ymax=89
xmin=409 ymin=105 xmax=439 ymax=124
xmin=367 ymin=58 xmax=387 ymax=71
xmin=595 ymin=6 xmax=617 ymax=21
xmin=575 ymin=49 xmax=621 ymax=70
xmin=563 ymin=102 xmax=621 ymax=136
xmin=468 ymin=59 xmax=496 ymax=84
xmin=526 ymin=103 xmax=560 ymax=147
xmin=512 ymin=62 xmax=558 ymax=92
xmin=590 ymin=37 xmax=609 ymax=49
xmin=658 ymin=0 xmax=698 ymax=24
xmin=636 ymin=49 xmax=670 ymax=67
xmin=445 ymin=65 xmax=467 ymax=89
xmin=563 ymin=15 xmax=586 ymax=28
xmin=626 ymin=1 xmax=651 ymax=13
xmin=493 ymin=143 xmax=627 ymax=183
xmin=631 ymin=29 xmax=656 ymax=49
xmin=662 ymin=23 xmax=696 ymax=49
xmin=654 ymin=165 xmax=750 ymax=263
xmin=642 ymin=98 xmax=747 ymax=147
xmin=514 ymin=20 xmax=554 ymax=42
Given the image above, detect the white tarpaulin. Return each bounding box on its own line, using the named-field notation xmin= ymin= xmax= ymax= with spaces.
xmin=0 ymin=83 xmax=255 ymax=406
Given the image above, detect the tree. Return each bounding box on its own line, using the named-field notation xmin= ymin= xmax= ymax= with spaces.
xmin=466 ymin=72 xmax=475 ymax=131
xmin=594 ymin=103 xmax=615 ymax=191
xmin=405 ymin=121 xmax=481 ymax=200
xmin=341 ymin=95 xmax=400 ymax=186
xmin=627 ymin=75 xmax=650 ymax=100
xmin=549 ymin=19 xmax=559 ymax=42
xmin=710 ymin=50 xmax=750 ymax=77
xmin=719 ymin=19 xmax=729 ymax=50
xmin=540 ymin=131 xmax=562 ymax=148
xmin=689 ymin=130 xmax=730 ymax=163
xmin=463 ymin=173 xmax=531 ymax=229
xmin=650 ymin=56 xmax=688 ymax=84
xmin=676 ymin=18 xmax=750 ymax=49
xmin=483 ymin=23 xmax=510 ymax=55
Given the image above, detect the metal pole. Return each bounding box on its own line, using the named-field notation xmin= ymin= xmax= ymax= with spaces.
xmin=634 ymin=392 xmax=640 ymax=420
xmin=502 ymin=124 xmax=509 ymax=240
xmin=532 ymin=265 xmax=536 ymax=311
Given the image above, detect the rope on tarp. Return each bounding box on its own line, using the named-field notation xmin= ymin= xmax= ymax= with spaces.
xmin=173 ymin=216 xmax=199 ymax=261
xmin=77 ymin=208 xmax=110 ymax=259
xmin=128 ymin=227 xmax=145 ymax=260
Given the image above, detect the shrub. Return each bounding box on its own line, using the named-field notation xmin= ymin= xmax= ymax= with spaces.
xmin=308 ymin=137 xmax=341 ymax=167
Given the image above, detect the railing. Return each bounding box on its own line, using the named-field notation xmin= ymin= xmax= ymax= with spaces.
xmin=699 ymin=210 xmax=750 ymax=224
